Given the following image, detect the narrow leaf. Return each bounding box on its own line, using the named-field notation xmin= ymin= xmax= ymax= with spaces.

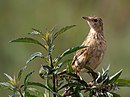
xmin=42 ymin=65 xmax=54 ymax=74
xmin=56 ymin=46 xmax=87 ymax=62
xmin=9 ymin=37 xmax=47 ymax=50
xmin=28 ymin=82 xmax=62 ymax=97
xmin=25 ymin=91 xmax=37 ymax=97
xmin=39 ymin=65 xmax=46 ymax=79
xmin=42 ymin=31 xmax=50 ymax=43
xmin=54 ymin=25 xmax=76 ymax=39
xmin=0 ymin=82 xmax=15 ymax=90
xmin=66 ymin=62 xmax=73 ymax=73
xmin=102 ymin=64 xmax=110 ymax=75
xmin=24 ymin=71 xmax=34 ymax=84
xmin=55 ymin=59 xmax=72 ymax=74
xmin=78 ymin=92 xmax=84 ymax=97
xmin=28 ymin=31 xmax=41 ymax=35
xmin=24 ymin=71 xmax=34 ymax=91
xmin=109 ymin=69 xmax=123 ymax=83
xmin=32 ymin=28 xmax=42 ymax=33
xmin=96 ymin=72 xmax=102 ymax=83
xmin=110 ymin=92 xmax=121 ymax=97
xmin=4 ymin=73 xmax=13 ymax=82
xmin=28 ymin=87 xmax=44 ymax=95
xmin=115 ymin=78 xmax=130 ymax=87
xmin=100 ymin=65 xmax=110 ymax=83
xmin=28 ymin=28 xmax=42 ymax=35
xmin=26 ymin=52 xmax=47 ymax=64
xmin=28 ymin=82 xmax=50 ymax=91
xmin=17 ymin=65 xmax=27 ymax=81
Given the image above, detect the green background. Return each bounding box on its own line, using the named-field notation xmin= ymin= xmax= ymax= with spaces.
xmin=0 ymin=0 xmax=130 ymax=96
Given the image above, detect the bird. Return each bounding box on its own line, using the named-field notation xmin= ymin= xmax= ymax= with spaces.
xmin=71 ymin=16 xmax=107 ymax=74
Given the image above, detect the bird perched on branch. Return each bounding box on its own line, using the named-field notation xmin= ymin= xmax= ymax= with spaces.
xmin=72 ymin=16 xmax=107 ymax=73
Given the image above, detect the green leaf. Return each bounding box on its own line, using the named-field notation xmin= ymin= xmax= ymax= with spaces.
xmin=25 ymin=91 xmax=37 ymax=97
xmin=66 ymin=62 xmax=73 ymax=73
xmin=29 ymin=31 xmax=40 ymax=35
xmin=28 ymin=82 xmax=62 ymax=97
xmin=42 ymin=65 xmax=54 ymax=75
xmin=96 ymin=72 xmax=102 ymax=83
xmin=96 ymin=65 xmax=110 ymax=83
xmin=39 ymin=65 xmax=46 ymax=79
xmin=9 ymin=92 xmax=20 ymax=97
xmin=102 ymin=64 xmax=110 ymax=77
xmin=110 ymin=92 xmax=121 ymax=97
xmin=28 ymin=82 xmax=50 ymax=91
xmin=24 ymin=71 xmax=34 ymax=84
xmin=4 ymin=73 xmax=16 ymax=85
xmin=102 ymin=67 xmax=109 ymax=81
xmin=55 ymin=63 xmax=63 ymax=74
xmin=103 ymin=76 xmax=109 ymax=84
xmin=55 ymin=59 xmax=72 ymax=74
xmin=42 ymin=31 xmax=52 ymax=45
xmin=54 ymin=25 xmax=76 ymax=39
xmin=28 ymin=87 xmax=44 ymax=95
xmin=109 ymin=69 xmax=123 ymax=84
xmin=26 ymin=52 xmax=47 ymax=64
xmin=4 ymin=73 xmax=13 ymax=82
xmin=115 ymin=78 xmax=130 ymax=87
xmin=78 ymin=92 xmax=84 ymax=97
xmin=56 ymin=46 xmax=87 ymax=62
xmin=8 ymin=94 xmax=17 ymax=97
xmin=28 ymin=28 xmax=42 ymax=35
xmin=0 ymin=82 xmax=15 ymax=90
xmin=24 ymin=71 xmax=34 ymax=91
xmin=17 ymin=65 xmax=27 ymax=81
xmin=39 ymin=65 xmax=55 ymax=79
xmin=9 ymin=37 xmax=47 ymax=50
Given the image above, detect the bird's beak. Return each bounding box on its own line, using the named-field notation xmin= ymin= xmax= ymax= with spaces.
xmin=82 ymin=16 xmax=91 ymax=21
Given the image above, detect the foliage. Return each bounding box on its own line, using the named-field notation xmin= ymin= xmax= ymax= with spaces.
xmin=0 ymin=25 xmax=130 ymax=97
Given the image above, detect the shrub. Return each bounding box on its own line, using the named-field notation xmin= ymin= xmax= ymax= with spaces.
xmin=0 ymin=25 xmax=130 ymax=97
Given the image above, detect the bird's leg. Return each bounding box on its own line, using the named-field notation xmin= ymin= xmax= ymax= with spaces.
xmin=84 ymin=65 xmax=98 ymax=80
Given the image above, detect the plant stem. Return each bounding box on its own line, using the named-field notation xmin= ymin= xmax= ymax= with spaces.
xmin=19 ymin=90 xmax=24 ymax=97
xmin=52 ymin=73 xmax=56 ymax=97
xmin=49 ymin=53 xmax=56 ymax=97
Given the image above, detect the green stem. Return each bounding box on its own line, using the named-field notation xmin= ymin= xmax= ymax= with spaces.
xmin=49 ymin=52 xmax=56 ymax=97
xmin=18 ymin=90 xmax=24 ymax=97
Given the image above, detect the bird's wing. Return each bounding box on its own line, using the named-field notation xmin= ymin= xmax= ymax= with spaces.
xmin=72 ymin=47 xmax=88 ymax=65
xmin=71 ymin=36 xmax=93 ymax=66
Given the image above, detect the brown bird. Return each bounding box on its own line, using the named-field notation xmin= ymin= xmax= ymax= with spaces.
xmin=72 ymin=16 xmax=107 ymax=73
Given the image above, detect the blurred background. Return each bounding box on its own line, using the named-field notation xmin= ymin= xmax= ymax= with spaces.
xmin=0 ymin=0 xmax=130 ymax=96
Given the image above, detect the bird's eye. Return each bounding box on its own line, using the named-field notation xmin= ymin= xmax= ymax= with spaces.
xmin=93 ymin=19 xmax=98 ymax=22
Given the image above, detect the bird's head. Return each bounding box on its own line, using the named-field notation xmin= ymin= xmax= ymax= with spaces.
xmin=82 ymin=16 xmax=103 ymax=32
